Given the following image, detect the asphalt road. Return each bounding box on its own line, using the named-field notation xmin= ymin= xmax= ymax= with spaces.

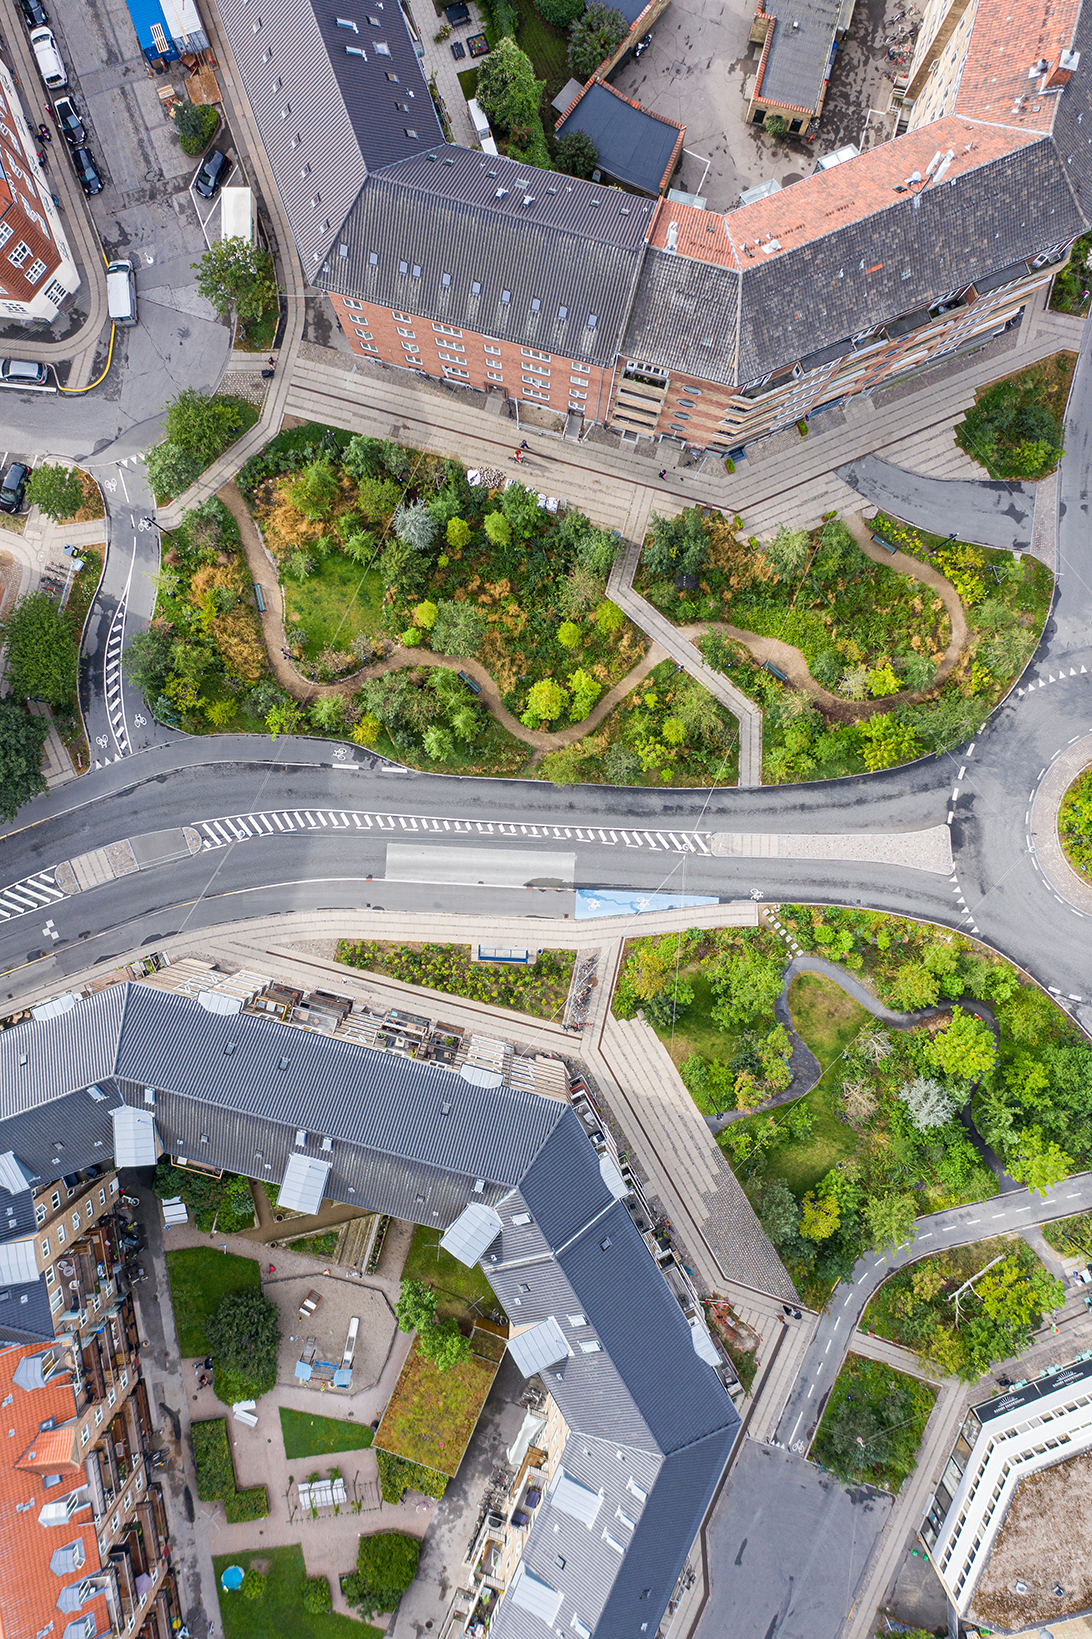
xmin=773 ymin=1168 xmax=1092 ymax=1454
xmin=837 ymin=454 xmax=1037 ymax=551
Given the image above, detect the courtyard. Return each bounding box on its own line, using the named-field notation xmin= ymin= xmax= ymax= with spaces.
xmin=609 ymin=0 xmax=908 ymax=212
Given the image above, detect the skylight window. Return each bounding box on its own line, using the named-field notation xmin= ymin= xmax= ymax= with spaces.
xmin=531 ymin=298 xmax=540 ymax=311
xmin=501 ymin=290 xmax=511 ymax=304
xmin=588 ymin=314 xmax=597 ymax=329
xmin=376 ymin=41 xmax=391 ymax=54
xmin=368 ymin=251 xmax=378 ymax=265
xmin=346 ymin=44 xmax=366 ymax=55
xmin=406 ymin=129 xmax=418 ymax=140
xmin=471 ymin=281 xmax=481 ymax=295
xmin=399 ymin=260 xmax=408 ymax=274
xmin=336 ymin=16 xmax=358 ymax=29
xmin=441 ymin=272 xmax=451 ymax=287
xmin=386 ymin=71 xmax=399 ymax=81
xmin=411 ymin=263 xmax=421 ymax=277
xmin=557 ymin=305 xmax=568 ymax=321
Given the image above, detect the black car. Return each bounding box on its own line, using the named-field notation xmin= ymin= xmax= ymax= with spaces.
xmin=53 ymin=95 xmax=85 ymax=145
xmin=19 ymin=0 xmax=48 ymax=26
xmin=193 ymin=148 xmax=231 ymax=197
xmin=70 ymin=145 xmax=103 ymax=194
xmin=0 ymin=462 xmax=29 ymax=514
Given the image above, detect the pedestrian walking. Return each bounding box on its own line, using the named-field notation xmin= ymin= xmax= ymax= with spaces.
xmin=268 ymin=355 xmax=277 ymax=369
xmin=520 ymin=439 xmax=529 ymax=450
xmin=658 ymin=468 xmax=667 ymax=479
xmin=512 ymin=448 xmax=523 ymax=463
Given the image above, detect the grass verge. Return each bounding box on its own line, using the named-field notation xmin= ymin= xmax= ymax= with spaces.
xmin=279 ymin=1408 xmax=373 ymax=1460
xmin=215 ymin=1546 xmax=381 ymax=1639
xmin=166 ymin=1246 xmax=262 ymax=1357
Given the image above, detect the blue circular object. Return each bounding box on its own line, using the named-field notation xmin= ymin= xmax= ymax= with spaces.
xmin=221 ymin=1567 xmax=245 ymax=1592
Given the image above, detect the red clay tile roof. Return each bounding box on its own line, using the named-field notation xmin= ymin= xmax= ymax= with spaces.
xmin=648 ymin=115 xmax=1043 ymax=267
xmin=15 ymin=1423 xmax=81 ymax=1473
xmin=953 ymin=0 xmax=1082 ymax=132
xmin=0 ymin=1345 xmax=107 ymax=1639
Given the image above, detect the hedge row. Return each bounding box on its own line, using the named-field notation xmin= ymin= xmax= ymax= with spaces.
xmin=376 ymin=1449 xmax=448 ymax=1505
xmin=191 ymin=1418 xmax=269 ymax=1520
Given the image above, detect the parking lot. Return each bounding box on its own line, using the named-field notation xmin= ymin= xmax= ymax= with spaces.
xmin=0 ymin=0 xmax=231 ymax=456
xmin=610 ymin=0 xmax=910 ymax=214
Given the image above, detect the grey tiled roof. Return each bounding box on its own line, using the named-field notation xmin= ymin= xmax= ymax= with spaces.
xmin=734 ymin=139 xmax=1083 ymax=382
xmin=1029 ymin=0 xmax=1092 ymax=216
xmin=621 ymin=250 xmax=740 ymax=382
xmin=216 ymin=0 xmax=440 ymax=273
xmin=0 ymin=987 xmax=741 ymax=1639
xmin=759 ymin=0 xmax=841 ymax=113
xmin=327 ymin=149 xmax=651 ymax=365
xmin=623 ymin=138 xmax=1085 ymax=386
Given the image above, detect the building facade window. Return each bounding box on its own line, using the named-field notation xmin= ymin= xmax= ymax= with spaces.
xmin=521 ymin=348 xmax=549 ymax=360
xmin=26 ymin=259 xmax=46 ymax=284
xmin=8 ymin=242 xmax=30 ymax=267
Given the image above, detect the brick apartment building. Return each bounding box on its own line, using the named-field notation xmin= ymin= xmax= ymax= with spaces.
xmin=218 ymin=0 xmax=1091 ymax=458
xmin=0 ymin=57 xmax=79 ymax=320
xmin=0 ymin=1148 xmax=178 ymax=1639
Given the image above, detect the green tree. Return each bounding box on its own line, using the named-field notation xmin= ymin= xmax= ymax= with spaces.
xmin=417 ymin=1316 xmax=473 ymax=1371
xmin=445 ymin=516 xmax=471 ymax=550
xmin=929 ymin=1008 xmax=997 ymax=1081
xmin=800 ymin=1190 xmax=840 ymax=1241
xmin=144 ymin=439 xmax=203 ymax=500
xmin=898 ymin=1074 xmax=958 ymax=1131
xmin=310 ymin=694 xmax=346 ymax=731
xmin=476 ymin=37 xmax=544 ymax=136
xmin=1006 ymin=1126 xmax=1074 ymax=1194
xmin=25 ymin=462 xmax=85 ymax=522
xmin=394 ymin=1279 xmax=438 ymax=1334
xmin=857 ymin=712 xmax=922 ymax=772
xmin=163 ymin=389 xmax=242 ymax=464
xmin=568 ymin=2 xmax=627 ymax=77
xmin=483 ymin=510 xmax=511 ymax=548
xmin=285 ymin=457 xmax=340 ymax=520
xmin=193 ymin=236 xmax=277 ymax=322
xmin=343 ymin=1532 xmax=420 ymax=1620
xmin=763 ymin=525 xmax=811 ymax=578
xmin=764 ymin=113 xmax=788 ymax=139
xmin=755 ymin=1179 xmax=802 ymax=1251
xmin=173 ymin=99 xmax=219 ymax=156
xmin=431 ymin=600 xmax=486 ymax=657
xmin=412 ymin=600 xmax=438 ymax=631
xmin=1 ymin=591 xmax=78 ymax=705
xmin=423 ymin=724 xmax=455 ymax=762
xmin=593 ymin=599 xmax=625 ymax=638
xmin=124 ymin=625 xmax=175 ymax=697
xmin=266 ymin=701 xmax=302 ymax=739
xmin=869 ymin=661 xmax=900 ymax=697
xmin=557 ymin=621 xmax=582 ymax=649
xmin=499 ymin=481 xmax=542 ymax=541
xmin=568 ymin=667 xmax=601 ymax=720
xmin=449 ymin=704 xmax=479 ymax=743
xmin=393 ymin=499 xmax=437 ymax=552
xmin=555 ymin=128 xmax=599 ymax=178
xmin=0 ymin=697 xmax=48 ymax=821
xmin=642 ymin=508 xmax=708 ymax=578
xmin=522 ymin=677 xmax=569 ymax=725
xmin=205 ymin=1288 xmax=281 ymax=1401
xmin=865 ymin=1192 xmax=917 ymax=1255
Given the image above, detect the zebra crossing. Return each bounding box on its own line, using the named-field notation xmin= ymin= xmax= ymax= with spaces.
xmin=102 ymin=599 xmax=130 ymax=757
xmin=0 ymin=870 xmax=66 ymax=921
xmin=196 ymin=808 xmax=712 ymax=855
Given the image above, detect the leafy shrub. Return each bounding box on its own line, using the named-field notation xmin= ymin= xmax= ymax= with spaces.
xmin=191 ymin=1420 xmax=236 ymax=1501
xmin=535 ymin=0 xmax=584 ymax=22
xmin=225 ymin=1487 xmax=270 ymax=1523
xmin=174 ymin=100 xmax=218 ymax=155
xmin=206 ymin=1287 xmax=281 ymax=1400
xmin=343 ymin=1532 xmax=421 ymax=1619
xmin=568 ymin=3 xmax=627 ymax=77
xmin=304 ymin=1577 xmax=332 ymax=1614
xmin=241 ymin=1569 xmax=266 ymax=1601
xmin=376 ymin=1450 xmax=449 ymax=1505
xmin=555 ymin=128 xmax=598 ymax=178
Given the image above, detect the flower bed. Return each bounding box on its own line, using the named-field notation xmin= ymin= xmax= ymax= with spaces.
xmin=1059 ymin=764 xmax=1092 ymax=878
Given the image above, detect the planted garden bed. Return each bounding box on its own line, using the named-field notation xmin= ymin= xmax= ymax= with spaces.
xmin=374 ymin=1334 xmax=500 ymax=1477
xmin=811 ymin=1355 xmax=936 ymax=1490
xmin=334 ymin=939 xmax=574 ymax=1018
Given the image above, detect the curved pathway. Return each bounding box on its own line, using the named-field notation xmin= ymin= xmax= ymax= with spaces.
xmin=837 ymin=452 xmax=1038 ymax=552
xmin=710 ymin=954 xmax=1000 ymax=1129
xmin=219 ymin=479 xmax=666 ymax=752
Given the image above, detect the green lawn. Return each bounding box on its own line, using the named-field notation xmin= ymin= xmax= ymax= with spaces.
xmin=279 ymin=1408 xmax=373 ymax=1460
xmin=166 ymin=1247 xmax=262 ymax=1358
xmin=215 ymin=1546 xmax=380 ymax=1639
xmin=1043 ymin=1209 xmax=1092 ymax=1258
xmin=283 ymin=558 xmax=384 ymax=663
xmin=402 ymin=1225 xmax=496 ymax=1320
xmin=716 ymin=973 xmax=868 ymax=1195
xmin=513 ymin=0 xmax=570 ymax=113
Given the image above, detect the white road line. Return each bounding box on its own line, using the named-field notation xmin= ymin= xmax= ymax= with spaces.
xmin=824 ymin=1339 xmax=831 ymax=1353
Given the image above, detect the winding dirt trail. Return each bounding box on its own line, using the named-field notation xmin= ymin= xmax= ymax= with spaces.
xmin=221 ymin=480 xmax=972 ymax=753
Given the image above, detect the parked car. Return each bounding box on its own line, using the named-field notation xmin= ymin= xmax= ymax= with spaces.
xmin=70 ymin=144 xmax=103 ymax=194
xmin=29 ymin=26 xmax=66 ymax=90
xmin=53 ymin=94 xmax=85 ymax=145
xmin=0 ymin=358 xmax=48 ymax=386
xmin=193 ymin=148 xmax=231 ymax=197
xmin=0 ymin=462 xmax=30 ymax=514
xmin=19 ymin=0 xmax=48 ymax=28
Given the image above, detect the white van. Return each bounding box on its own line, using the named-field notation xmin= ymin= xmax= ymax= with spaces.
xmin=466 ymin=98 xmax=498 ymax=156
xmin=106 ymin=259 xmax=137 ymax=327
xmin=30 ymin=27 xmax=67 ymax=90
